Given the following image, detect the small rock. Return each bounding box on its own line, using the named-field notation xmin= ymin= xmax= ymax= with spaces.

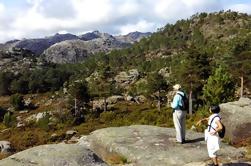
xmin=36 ymin=112 xmax=48 ymax=122
xmin=67 ymin=136 xmax=79 ymax=144
xmin=0 ymin=141 xmax=11 ymax=153
xmin=24 ymin=98 xmax=32 ymax=107
xmin=17 ymin=122 xmax=25 ymax=128
xmin=16 ymin=116 xmax=22 ymax=121
xmin=19 ymin=110 xmax=29 ymax=114
xmin=66 ymin=130 xmax=78 ymax=136
xmin=191 ymin=125 xmax=197 ymax=131
xmin=126 ymin=95 xmax=134 ymax=101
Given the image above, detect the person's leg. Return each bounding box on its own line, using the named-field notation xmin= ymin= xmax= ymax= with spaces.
xmin=181 ymin=111 xmax=186 ymax=142
xmin=211 ymin=156 xmax=218 ymax=166
xmin=208 ymin=139 xmax=219 ymax=166
xmin=173 ymin=110 xmax=182 ymax=142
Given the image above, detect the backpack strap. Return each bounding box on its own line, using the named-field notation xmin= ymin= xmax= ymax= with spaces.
xmin=208 ymin=115 xmax=221 ymax=132
xmin=177 ymin=93 xmax=184 ymax=98
xmin=176 ymin=93 xmax=184 ymax=109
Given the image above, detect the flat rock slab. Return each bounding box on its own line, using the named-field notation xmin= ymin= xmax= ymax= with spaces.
xmin=0 ymin=143 xmax=108 ymax=166
xmin=87 ymin=125 xmax=248 ymax=166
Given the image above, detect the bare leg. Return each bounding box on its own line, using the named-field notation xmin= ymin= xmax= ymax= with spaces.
xmin=211 ymin=157 xmax=218 ymax=166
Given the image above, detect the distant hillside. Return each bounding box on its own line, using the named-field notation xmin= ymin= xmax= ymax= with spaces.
xmin=2 ymin=33 xmax=78 ymax=55
xmin=42 ymin=32 xmax=133 ymax=64
xmin=111 ymin=11 xmax=251 ymax=91
xmin=0 ymin=31 xmax=151 ymax=58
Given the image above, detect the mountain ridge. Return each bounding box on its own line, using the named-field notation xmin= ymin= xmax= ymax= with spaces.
xmin=0 ymin=31 xmax=152 ymax=55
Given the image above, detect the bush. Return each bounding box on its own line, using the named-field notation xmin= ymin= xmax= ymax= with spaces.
xmin=10 ymin=94 xmax=25 ymax=111
xmin=37 ymin=112 xmax=50 ymax=131
xmin=3 ymin=112 xmax=16 ymax=127
xmin=203 ymin=66 xmax=236 ymax=105
xmin=100 ymin=111 xmax=116 ymax=123
xmin=0 ymin=106 xmax=7 ymax=121
xmin=0 ymin=72 xmax=13 ymax=95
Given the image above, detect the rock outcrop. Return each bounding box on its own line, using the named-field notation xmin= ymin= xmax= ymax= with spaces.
xmin=13 ymin=33 xmax=79 ymax=55
xmin=0 ymin=31 xmax=151 ymax=64
xmin=115 ymin=31 xmax=151 ymax=44
xmin=0 ymin=143 xmax=108 ymax=166
xmin=42 ymin=40 xmax=89 ymax=64
xmin=87 ymin=125 xmax=248 ymax=166
xmin=42 ymin=36 xmax=130 ymax=64
xmin=114 ymin=69 xmax=140 ymax=86
xmin=220 ymin=98 xmax=251 ymax=145
xmin=0 ymin=125 xmax=249 ymax=166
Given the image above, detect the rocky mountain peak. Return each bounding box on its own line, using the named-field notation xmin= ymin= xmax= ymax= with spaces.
xmin=115 ymin=31 xmax=152 ymax=43
xmin=0 ymin=30 xmax=150 ymax=61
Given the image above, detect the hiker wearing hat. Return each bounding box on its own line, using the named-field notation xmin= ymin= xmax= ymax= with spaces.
xmin=171 ymin=84 xmax=186 ymax=144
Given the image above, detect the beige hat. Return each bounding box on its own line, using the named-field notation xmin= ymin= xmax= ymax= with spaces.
xmin=173 ymin=84 xmax=181 ymax=90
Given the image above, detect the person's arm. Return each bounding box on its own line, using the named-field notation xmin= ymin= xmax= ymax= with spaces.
xmin=171 ymin=94 xmax=179 ymax=109
xmin=196 ymin=117 xmax=209 ymax=126
xmin=210 ymin=120 xmax=223 ymax=135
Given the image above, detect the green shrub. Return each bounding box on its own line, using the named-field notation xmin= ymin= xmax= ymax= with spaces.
xmin=3 ymin=112 xmax=16 ymax=127
xmin=10 ymin=94 xmax=25 ymax=110
xmin=37 ymin=112 xmax=50 ymax=131
xmin=100 ymin=111 xmax=116 ymax=123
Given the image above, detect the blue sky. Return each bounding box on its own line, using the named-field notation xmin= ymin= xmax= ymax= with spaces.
xmin=0 ymin=0 xmax=251 ymax=43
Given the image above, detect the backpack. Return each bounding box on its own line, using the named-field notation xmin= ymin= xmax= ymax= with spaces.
xmin=208 ymin=115 xmax=225 ymax=138
xmin=177 ymin=93 xmax=189 ymax=111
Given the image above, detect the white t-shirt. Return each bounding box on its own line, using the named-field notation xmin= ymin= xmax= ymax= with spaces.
xmin=207 ymin=114 xmax=221 ymax=132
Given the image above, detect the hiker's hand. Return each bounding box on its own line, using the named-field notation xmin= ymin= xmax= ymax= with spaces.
xmin=196 ymin=120 xmax=202 ymax=126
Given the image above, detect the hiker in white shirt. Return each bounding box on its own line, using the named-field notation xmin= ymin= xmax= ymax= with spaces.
xmin=196 ymin=105 xmax=223 ymax=166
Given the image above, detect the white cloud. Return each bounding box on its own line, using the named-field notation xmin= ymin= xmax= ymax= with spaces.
xmin=117 ymin=0 xmax=140 ymax=16
xmin=0 ymin=3 xmax=7 ymax=32
xmin=71 ymin=0 xmax=112 ymax=24
xmin=226 ymin=3 xmax=251 ymax=14
xmin=0 ymin=0 xmax=250 ymax=43
xmin=154 ymin=0 xmax=188 ymax=22
xmin=154 ymin=0 xmax=221 ymax=22
xmin=119 ymin=20 xmax=155 ymax=35
xmin=0 ymin=3 xmax=4 ymax=13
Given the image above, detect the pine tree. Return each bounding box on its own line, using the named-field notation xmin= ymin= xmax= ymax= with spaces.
xmin=203 ymin=66 xmax=236 ymax=105
xmin=147 ymin=73 xmax=168 ymax=111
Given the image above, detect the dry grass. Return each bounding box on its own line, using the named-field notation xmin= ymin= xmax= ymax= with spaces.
xmin=0 ymin=127 xmax=52 ymax=152
xmin=0 ymin=96 xmax=10 ymax=108
xmin=105 ymin=153 xmax=128 ymax=165
xmin=246 ymin=146 xmax=251 ymax=160
xmin=0 ymin=153 xmax=10 ymax=160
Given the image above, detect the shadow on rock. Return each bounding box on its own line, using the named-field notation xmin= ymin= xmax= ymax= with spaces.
xmin=185 ymin=137 xmax=204 ymax=143
xmin=223 ymin=163 xmax=251 ymax=166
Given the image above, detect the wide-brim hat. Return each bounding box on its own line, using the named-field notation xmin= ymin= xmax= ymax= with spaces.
xmin=173 ymin=84 xmax=181 ymax=90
